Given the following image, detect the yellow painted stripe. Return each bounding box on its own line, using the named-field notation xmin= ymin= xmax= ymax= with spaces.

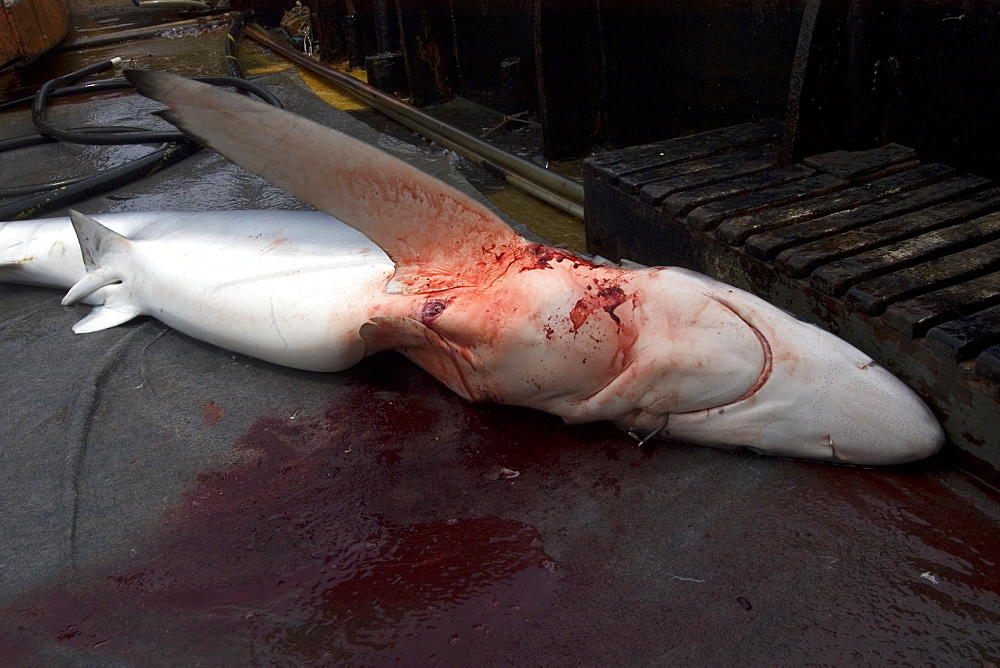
xmin=294 ymin=65 xmax=371 ymax=112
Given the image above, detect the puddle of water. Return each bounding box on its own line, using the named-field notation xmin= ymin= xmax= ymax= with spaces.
xmin=486 ymin=186 xmax=585 ymax=252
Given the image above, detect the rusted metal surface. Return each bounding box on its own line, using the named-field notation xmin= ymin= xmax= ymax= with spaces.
xmin=0 ymin=0 xmax=69 ymax=68
xmin=585 ymin=120 xmax=1000 ymax=484
xmin=0 ymin=7 xmax=19 ymax=66
xmin=534 ymin=0 xmax=601 ymax=160
xmin=396 ymin=0 xmax=456 ymax=105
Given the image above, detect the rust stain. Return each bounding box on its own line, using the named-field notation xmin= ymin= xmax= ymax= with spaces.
xmin=260 ymin=238 xmax=289 ymax=254
xmin=202 ymin=400 xmax=226 ymax=428
xmin=962 ymin=431 xmax=987 ymax=448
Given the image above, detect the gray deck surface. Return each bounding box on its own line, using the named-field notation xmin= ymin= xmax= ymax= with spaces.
xmin=1 ymin=59 xmax=999 ymax=664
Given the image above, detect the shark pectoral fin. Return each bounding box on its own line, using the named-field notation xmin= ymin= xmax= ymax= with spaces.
xmin=360 ymin=315 xmax=428 ymax=354
xmin=125 ymin=69 xmax=527 ymax=295
xmin=72 ymin=303 xmax=142 ymax=334
xmin=360 ymin=315 xmax=478 ymax=401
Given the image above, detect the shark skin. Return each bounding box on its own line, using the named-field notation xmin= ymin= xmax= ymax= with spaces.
xmin=1 ymin=210 xmax=393 ymax=372
xmin=7 ymin=68 xmax=941 ymax=465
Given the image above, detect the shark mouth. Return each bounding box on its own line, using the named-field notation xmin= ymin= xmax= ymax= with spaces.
xmin=632 ymin=293 xmax=774 ymax=446
xmin=715 ymin=299 xmax=774 ymax=406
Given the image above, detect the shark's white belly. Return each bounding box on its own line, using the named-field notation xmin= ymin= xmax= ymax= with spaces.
xmin=1 ymin=211 xmax=395 ymax=372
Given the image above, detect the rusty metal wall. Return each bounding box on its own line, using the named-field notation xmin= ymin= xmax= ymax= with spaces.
xmin=0 ymin=0 xmax=70 ymax=68
xmin=305 ymin=0 xmax=1000 ymax=173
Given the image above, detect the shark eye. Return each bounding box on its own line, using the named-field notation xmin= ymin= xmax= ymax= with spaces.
xmin=744 ymin=446 xmax=765 ymax=456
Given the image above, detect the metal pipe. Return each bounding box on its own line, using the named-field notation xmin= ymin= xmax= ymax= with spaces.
xmin=372 ymin=0 xmax=399 ymax=55
xmin=132 ymin=0 xmax=212 ymax=9
xmin=366 ymin=91 xmax=584 ymax=218
xmin=506 ymin=172 xmax=584 ymax=219
xmin=343 ymin=14 xmax=365 ymax=69
xmin=781 ymin=0 xmax=821 ymax=165
xmin=244 ymin=24 xmax=585 ymax=215
xmin=57 ymin=14 xmax=233 ymax=51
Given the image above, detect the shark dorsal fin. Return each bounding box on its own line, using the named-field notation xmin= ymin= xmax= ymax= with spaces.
xmin=68 ymin=209 xmax=130 ymax=271
xmin=125 ymin=70 xmax=527 ymax=295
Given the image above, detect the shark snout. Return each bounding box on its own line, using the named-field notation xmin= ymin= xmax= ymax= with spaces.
xmin=665 ymin=347 xmax=944 ymax=465
xmin=658 ymin=279 xmax=945 ymax=465
xmin=666 ymin=350 xmax=944 ymax=465
xmin=798 ymin=359 xmax=944 ymax=465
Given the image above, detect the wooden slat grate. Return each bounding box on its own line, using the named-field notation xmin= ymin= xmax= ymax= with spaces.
xmin=585 ymin=118 xmax=1000 ymax=393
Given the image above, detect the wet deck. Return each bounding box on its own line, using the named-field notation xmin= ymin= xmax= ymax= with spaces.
xmin=586 ymin=120 xmax=1000 ymax=484
xmin=1 ymin=18 xmax=999 ymax=665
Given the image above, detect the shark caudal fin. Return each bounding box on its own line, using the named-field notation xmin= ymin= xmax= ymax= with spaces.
xmin=124 ymin=69 xmax=527 ymax=295
xmin=61 ymin=210 xmax=142 ymax=333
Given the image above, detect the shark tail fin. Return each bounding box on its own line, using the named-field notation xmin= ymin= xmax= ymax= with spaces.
xmin=61 ymin=210 xmax=143 ymax=333
xmin=124 ymin=69 xmax=528 ymax=295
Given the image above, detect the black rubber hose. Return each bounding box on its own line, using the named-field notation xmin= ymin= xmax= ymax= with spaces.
xmin=226 ymin=9 xmax=255 ymax=80
xmin=0 ymin=126 xmax=151 ymax=197
xmin=32 ymin=75 xmax=282 ymax=145
xmin=0 ymin=125 xmax=151 ymax=152
xmin=1 ymin=75 xmax=282 ymax=118
xmin=0 ymin=80 xmax=126 ymax=113
xmin=0 ymin=141 xmax=201 ymax=220
xmin=0 ymin=16 xmax=281 ymax=220
xmin=0 ymin=176 xmax=89 ymax=199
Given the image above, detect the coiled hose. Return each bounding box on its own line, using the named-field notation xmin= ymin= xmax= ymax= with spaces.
xmin=0 ymin=10 xmax=275 ymax=221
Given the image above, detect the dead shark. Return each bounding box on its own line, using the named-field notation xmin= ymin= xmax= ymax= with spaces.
xmin=0 ymin=69 xmax=945 ymax=464
xmin=1 ymin=210 xmax=392 ymax=372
